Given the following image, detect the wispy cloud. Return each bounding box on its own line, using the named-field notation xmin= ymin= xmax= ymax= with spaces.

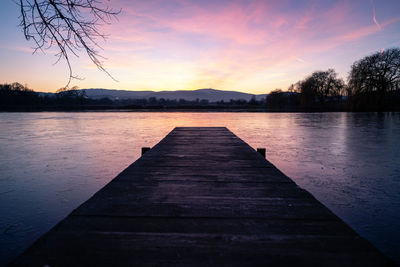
xmin=0 ymin=45 xmax=36 ymax=53
xmin=371 ymin=0 xmax=382 ymax=30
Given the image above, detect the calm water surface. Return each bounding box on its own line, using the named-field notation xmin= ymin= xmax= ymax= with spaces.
xmin=0 ymin=112 xmax=399 ymax=264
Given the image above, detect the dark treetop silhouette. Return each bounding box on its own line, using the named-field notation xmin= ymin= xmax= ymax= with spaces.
xmin=347 ymin=48 xmax=400 ymax=110
xmin=17 ymin=0 xmax=120 ymax=88
xmin=267 ymin=48 xmax=400 ymax=111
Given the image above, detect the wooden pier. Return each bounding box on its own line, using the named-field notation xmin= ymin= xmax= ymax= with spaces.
xmin=12 ymin=127 xmax=392 ymax=266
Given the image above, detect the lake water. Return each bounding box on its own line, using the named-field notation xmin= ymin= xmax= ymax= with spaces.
xmin=0 ymin=112 xmax=399 ymax=264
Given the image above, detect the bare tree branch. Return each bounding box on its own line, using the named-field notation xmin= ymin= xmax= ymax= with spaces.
xmin=16 ymin=0 xmax=120 ymax=89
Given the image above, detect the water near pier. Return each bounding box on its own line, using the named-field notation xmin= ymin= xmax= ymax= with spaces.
xmin=1 ymin=112 xmax=399 ymax=264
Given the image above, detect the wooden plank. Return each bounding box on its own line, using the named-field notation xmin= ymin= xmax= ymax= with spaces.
xmin=50 ymin=216 xmax=360 ymax=236
xmin=11 ymin=127 xmax=393 ymax=266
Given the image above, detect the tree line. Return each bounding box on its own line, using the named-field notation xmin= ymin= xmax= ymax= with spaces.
xmin=267 ymin=48 xmax=400 ymax=111
xmin=0 ymin=83 xmax=266 ymax=111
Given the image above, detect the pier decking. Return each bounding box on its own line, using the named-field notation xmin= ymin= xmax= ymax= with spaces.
xmin=12 ymin=127 xmax=391 ymax=266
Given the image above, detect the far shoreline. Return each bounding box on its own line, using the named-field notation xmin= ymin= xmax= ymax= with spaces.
xmin=1 ymin=107 xmax=399 ymax=113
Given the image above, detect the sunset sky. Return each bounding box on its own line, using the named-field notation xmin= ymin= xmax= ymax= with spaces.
xmin=0 ymin=0 xmax=399 ymax=93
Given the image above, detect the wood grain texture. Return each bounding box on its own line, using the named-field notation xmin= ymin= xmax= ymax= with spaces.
xmin=11 ymin=127 xmax=393 ymax=266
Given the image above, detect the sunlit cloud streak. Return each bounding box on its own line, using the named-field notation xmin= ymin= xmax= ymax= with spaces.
xmin=371 ymin=0 xmax=382 ymax=30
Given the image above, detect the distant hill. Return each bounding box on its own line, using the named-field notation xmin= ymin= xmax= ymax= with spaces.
xmin=75 ymin=88 xmax=266 ymax=102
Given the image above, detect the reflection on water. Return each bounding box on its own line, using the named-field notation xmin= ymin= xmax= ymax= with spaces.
xmin=0 ymin=112 xmax=399 ymax=264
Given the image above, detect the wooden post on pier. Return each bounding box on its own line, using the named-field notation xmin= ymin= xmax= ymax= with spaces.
xmin=257 ymin=147 xmax=266 ymax=157
xmin=141 ymin=147 xmax=150 ymax=155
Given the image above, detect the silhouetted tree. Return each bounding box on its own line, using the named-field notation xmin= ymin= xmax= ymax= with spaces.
xmin=0 ymin=82 xmax=40 ymax=106
xmin=348 ymin=48 xmax=400 ymax=110
xmin=298 ymin=69 xmax=345 ymax=108
xmin=148 ymin=97 xmax=157 ymax=104
xmin=287 ymin=83 xmax=296 ymax=93
xmin=200 ymin=99 xmax=209 ymax=105
xmin=267 ymin=89 xmax=285 ymax=109
xmin=249 ymin=96 xmax=258 ymax=105
xmin=17 ymin=0 xmax=120 ymax=87
xmin=266 ymin=89 xmax=300 ymax=110
xmin=55 ymin=87 xmax=87 ymax=105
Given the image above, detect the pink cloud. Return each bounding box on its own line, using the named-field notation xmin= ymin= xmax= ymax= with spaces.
xmin=89 ymin=0 xmax=400 ymax=92
xmin=337 ymin=16 xmax=400 ymax=42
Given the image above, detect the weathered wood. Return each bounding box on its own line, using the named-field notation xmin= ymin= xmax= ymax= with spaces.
xmin=11 ymin=127 xmax=393 ymax=266
xmin=141 ymin=147 xmax=151 ymax=155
